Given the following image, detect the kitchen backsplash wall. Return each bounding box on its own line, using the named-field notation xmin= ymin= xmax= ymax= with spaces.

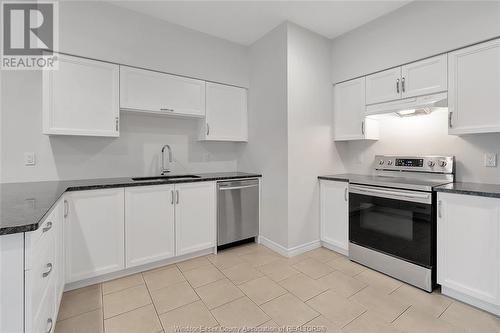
xmin=337 ymin=110 xmax=500 ymax=184
xmin=0 ymin=69 xmax=241 ymax=184
xmin=1 ymin=1 xmax=249 ymax=183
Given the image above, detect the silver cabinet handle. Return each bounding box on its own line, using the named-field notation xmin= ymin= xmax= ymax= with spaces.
xmin=361 ymin=120 xmax=365 ymax=135
xmin=448 ymin=112 xmax=453 ymax=128
xmin=396 ymin=78 xmax=400 ymax=93
xmin=63 ymin=200 xmax=69 ymax=218
xmin=206 ymin=123 xmax=210 ymax=136
xmin=42 ymin=263 xmax=53 ymax=278
xmin=438 ymin=200 xmax=443 ymax=218
xmin=219 ymin=184 xmax=259 ymax=191
xmin=46 ymin=318 xmax=53 ymax=333
xmin=401 ymin=77 xmax=405 ymax=93
xmin=171 ymin=190 xmax=174 ymax=205
xmin=115 ymin=117 xmax=119 ymax=131
xmin=344 ymin=188 xmax=348 ymax=202
xmin=160 ymin=108 xmax=174 ymax=112
xmin=42 ymin=221 xmax=52 ymax=233
xmin=176 ymin=190 xmax=179 ymax=204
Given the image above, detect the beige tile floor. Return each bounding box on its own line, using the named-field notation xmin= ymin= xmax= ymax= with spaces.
xmin=55 ymin=244 xmax=500 ymax=333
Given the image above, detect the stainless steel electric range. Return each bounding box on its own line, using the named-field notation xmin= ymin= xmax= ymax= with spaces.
xmin=348 ymin=155 xmax=455 ymax=292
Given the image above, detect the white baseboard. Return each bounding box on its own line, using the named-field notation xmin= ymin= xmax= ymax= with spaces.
xmin=441 ymin=286 xmax=500 ymax=316
xmin=321 ymin=241 xmax=348 ymax=256
xmin=65 ymin=247 xmax=215 ymax=291
xmin=258 ymin=236 xmax=289 ymax=257
xmin=287 ymin=239 xmax=321 ymax=257
xmin=258 ymin=236 xmax=321 ymax=257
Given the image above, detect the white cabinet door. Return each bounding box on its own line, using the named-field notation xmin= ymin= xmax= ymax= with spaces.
xmin=448 ymin=38 xmax=500 ymax=135
xmin=125 ymin=185 xmax=175 ymax=267
xmin=43 ymin=54 xmax=119 ymax=137
xmin=65 ymin=189 xmax=125 ymax=283
xmin=175 ymin=182 xmax=216 ymax=256
xmin=401 ymin=54 xmax=447 ymax=98
xmin=201 ymin=83 xmax=248 ymax=141
xmin=120 ymin=66 xmax=205 ymax=117
xmin=333 ymin=78 xmax=378 ymax=141
xmin=437 ymin=193 xmax=500 ymax=306
xmin=320 ymin=180 xmax=349 ymax=255
xmin=366 ymin=67 xmax=401 ymax=105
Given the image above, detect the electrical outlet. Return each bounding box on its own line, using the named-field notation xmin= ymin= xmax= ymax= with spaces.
xmin=24 ymin=152 xmax=36 ymax=166
xmin=484 ymin=153 xmax=497 ymax=167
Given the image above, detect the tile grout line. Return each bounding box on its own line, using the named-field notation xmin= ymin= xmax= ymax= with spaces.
xmin=437 ymin=300 xmax=454 ymax=319
xmin=391 ymin=304 xmax=412 ymax=324
xmin=347 ymin=284 xmax=369 ymax=300
xmin=100 ymin=284 xmax=105 ymax=333
xmin=176 ymin=260 xmax=221 ymax=327
xmin=142 ymin=272 xmax=167 ymax=332
xmin=340 ymin=309 xmax=368 ymax=329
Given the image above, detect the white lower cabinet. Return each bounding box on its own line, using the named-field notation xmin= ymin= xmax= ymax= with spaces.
xmin=125 ymin=185 xmax=176 ymax=267
xmin=175 ymin=182 xmax=216 ymax=256
xmin=64 ymin=189 xmax=125 ymax=283
xmin=25 ymin=200 xmax=64 ymax=333
xmin=320 ymin=180 xmax=349 ymax=255
xmin=437 ymin=192 xmax=500 ymax=315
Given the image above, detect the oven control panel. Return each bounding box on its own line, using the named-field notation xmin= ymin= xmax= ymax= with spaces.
xmin=374 ymin=155 xmax=454 ymax=174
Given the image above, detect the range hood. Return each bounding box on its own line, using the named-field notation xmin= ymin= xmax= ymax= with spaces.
xmin=366 ymin=92 xmax=447 ymax=118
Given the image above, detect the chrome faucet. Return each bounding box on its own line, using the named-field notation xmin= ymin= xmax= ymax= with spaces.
xmin=161 ymin=144 xmax=173 ymax=175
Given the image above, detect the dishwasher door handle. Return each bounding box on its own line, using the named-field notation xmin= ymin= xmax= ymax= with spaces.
xmin=219 ymin=184 xmax=259 ymax=191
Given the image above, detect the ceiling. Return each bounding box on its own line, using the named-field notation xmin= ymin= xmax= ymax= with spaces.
xmin=110 ymin=1 xmax=411 ymax=46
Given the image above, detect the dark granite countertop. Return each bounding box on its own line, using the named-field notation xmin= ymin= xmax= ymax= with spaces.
xmin=434 ymin=182 xmax=500 ymax=199
xmin=0 ymin=172 xmax=261 ymax=235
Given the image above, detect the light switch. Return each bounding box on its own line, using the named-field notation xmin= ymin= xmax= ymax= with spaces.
xmin=24 ymin=152 xmax=36 ymax=166
xmin=484 ymin=153 xmax=497 ymax=167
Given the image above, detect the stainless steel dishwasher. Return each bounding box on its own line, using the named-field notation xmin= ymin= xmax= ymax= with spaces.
xmin=217 ymin=179 xmax=259 ymax=246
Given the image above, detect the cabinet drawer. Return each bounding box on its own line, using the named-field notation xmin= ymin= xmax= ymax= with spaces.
xmin=26 ymin=229 xmax=56 ymax=320
xmin=25 ymin=205 xmax=59 ymax=270
xmin=32 ymin=277 xmax=56 ymax=333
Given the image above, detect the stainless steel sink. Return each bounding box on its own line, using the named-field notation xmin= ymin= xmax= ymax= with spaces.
xmin=132 ymin=175 xmax=201 ymax=181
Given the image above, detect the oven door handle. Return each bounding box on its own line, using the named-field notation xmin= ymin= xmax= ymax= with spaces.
xmin=349 ymin=185 xmax=431 ymax=203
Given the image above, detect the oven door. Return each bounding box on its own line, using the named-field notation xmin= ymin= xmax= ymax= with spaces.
xmin=349 ymin=184 xmax=434 ymax=268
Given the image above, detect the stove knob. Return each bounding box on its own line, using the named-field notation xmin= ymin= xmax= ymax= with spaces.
xmin=387 ymin=160 xmax=393 ymax=166
xmin=379 ymin=160 xmax=384 ymax=165
xmin=428 ymin=161 xmax=436 ymax=167
xmin=438 ymin=160 xmax=447 ymax=167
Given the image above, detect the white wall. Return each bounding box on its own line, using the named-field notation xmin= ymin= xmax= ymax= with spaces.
xmin=286 ymin=23 xmax=344 ymax=249
xmin=331 ymin=1 xmax=500 ymax=83
xmin=331 ymin=0 xmax=500 ymax=184
xmin=60 ymin=1 xmax=249 ymax=87
xmin=239 ymin=23 xmax=345 ymax=251
xmin=238 ymin=24 xmax=289 ymax=249
xmin=337 ymin=110 xmax=500 ymax=184
xmin=1 ymin=1 xmax=249 ymax=183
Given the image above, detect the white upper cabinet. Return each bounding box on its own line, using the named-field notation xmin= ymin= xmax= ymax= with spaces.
xmin=401 ymin=54 xmax=447 ymax=98
xmin=437 ymin=192 xmax=500 ymax=314
xmin=320 ymin=180 xmax=349 ymax=255
xmin=120 ymin=66 xmax=205 ymax=117
xmin=125 ymin=185 xmax=175 ymax=268
xmin=43 ymin=54 xmax=120 ymax=137
xmin=333 ymin=77 xmax=378 ymax=141
xmin=366 ymin=55 xmax=447 ymax=105
xmin=175 ymin=182 xmax=216 ymax=256
xmin=64 ymin=189 xmax=125 ymax=283
xmin=448 ymin=38 xmax=500 ymax=135
xmin=200 ymin=83 xmax=248 ymax=141
xmin=366 ymin=67 xmax=402 ymax=105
